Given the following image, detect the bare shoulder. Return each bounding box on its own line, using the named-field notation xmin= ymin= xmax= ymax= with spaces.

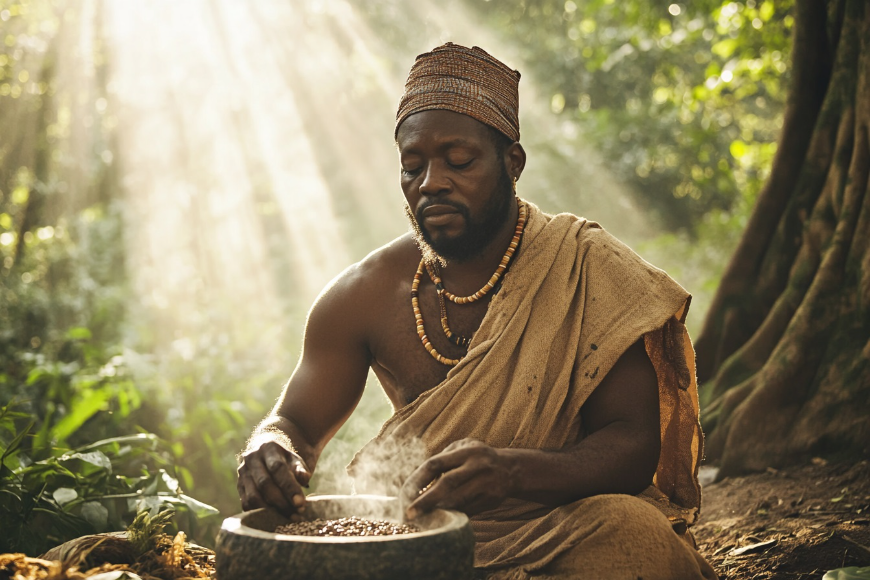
xmin=354 ymin=232 xmax=420 ymax=290
xmin=306 ymin=233 xmax=418 ymax=330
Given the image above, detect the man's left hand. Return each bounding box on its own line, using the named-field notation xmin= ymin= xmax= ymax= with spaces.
xmin=401 ymin=438 xmax=515 ymax=519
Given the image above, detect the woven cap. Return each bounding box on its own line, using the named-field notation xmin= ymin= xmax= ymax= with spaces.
xmin=395 ymin=43 xmax=521 ymax=142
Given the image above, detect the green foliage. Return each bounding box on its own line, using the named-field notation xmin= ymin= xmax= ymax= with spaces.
xmin=0 ymin=1 xmax=240 ymax=551
xmin=121 ymin=337 xmax=279 ymax=515
xmin=468 ymin=0 xmax=791 ymax=231
xmin=126 ymin=508 xmax=176 ymax=558
xmin=0 ymin=205 xmax=263 ymax=542
xmin=0 ymin=404 xmax=219 ymax=555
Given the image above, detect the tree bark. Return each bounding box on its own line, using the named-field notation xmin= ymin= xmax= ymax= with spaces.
xmin=697 ymin=0 xmax=870 ymax=477
xmin=694 ymin=0 xmax=834 ymax=384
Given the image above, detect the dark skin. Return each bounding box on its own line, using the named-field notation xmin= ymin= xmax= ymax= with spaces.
xmin=236 ymin=109 xmax=661 ymax=520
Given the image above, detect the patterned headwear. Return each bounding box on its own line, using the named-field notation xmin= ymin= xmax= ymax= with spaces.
xmin=395 ymin=43 xmax=521 ymax=142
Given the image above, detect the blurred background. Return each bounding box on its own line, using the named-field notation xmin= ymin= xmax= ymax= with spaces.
xmin=0 ymin=0 xmax=792 ymax=551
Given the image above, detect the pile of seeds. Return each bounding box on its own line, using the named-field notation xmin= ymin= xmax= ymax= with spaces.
xmin=274 ymin=516 xmax=420 ymax=537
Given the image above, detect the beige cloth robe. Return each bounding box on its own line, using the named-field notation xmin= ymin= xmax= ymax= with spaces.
xmin=349 ymin=200 xmax=705 ymax=573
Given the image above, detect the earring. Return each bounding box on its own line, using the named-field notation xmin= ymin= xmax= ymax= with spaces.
xmin=512 ymin=177 xmax=518 ymax=194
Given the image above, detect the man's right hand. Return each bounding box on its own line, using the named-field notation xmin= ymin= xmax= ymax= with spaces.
xmin=237 ymin=439 xmax=312 ymax=515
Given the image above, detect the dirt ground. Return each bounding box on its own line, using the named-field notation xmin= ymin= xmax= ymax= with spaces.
xmin=4 ymin=460 xmax=868 ymax=580
xmin=694 ymin=459 xmax=870 ymax=580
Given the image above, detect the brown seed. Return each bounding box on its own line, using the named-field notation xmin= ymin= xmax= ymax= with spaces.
xmin=275 ymin=516 xmax=420 ymax=537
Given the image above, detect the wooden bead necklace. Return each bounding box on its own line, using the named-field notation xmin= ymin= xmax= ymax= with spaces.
xmin=412 ymin=261 xmax=462 ymax=366
xmin=438 ymin=287 xmax=472 ymax=348
xmin=412 ymin=199 xmax=527 ymax=366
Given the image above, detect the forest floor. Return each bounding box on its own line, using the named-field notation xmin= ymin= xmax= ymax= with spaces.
xmin=695 ymin=459 xmax=870 ymax=580
xmin=4 ymin=460 xmax=869 ymax=580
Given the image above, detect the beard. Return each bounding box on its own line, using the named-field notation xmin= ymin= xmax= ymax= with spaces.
xmin=404 ymin=164 xmax=515 ymax=266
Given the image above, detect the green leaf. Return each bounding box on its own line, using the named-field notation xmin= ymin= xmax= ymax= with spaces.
xmin=178 ymin=494 xmax=220 ymax=517
xmin=0 ymin=402 xmax=31 ymax=422
xmin=161 ymin=471 xmax=179 ymax=493
xmin=26 ymin=367 xmax=56 ymax=386
xmin=51 ymin=388 xmax=112 ymax=443
xmin=32 ymin=409 xmax=54 ymax=450
xmin=52 ymin=487 xmax=78 ymax=506
xmin=133 ymin=495 xmax=162 ymax=516
xmin=177 ymin=466 xmax=193 ymax=490
xmin=66 ymin=451 xmax=112 ymax=472
xmin=21 ymin=461 xmax=77 ymax=493
xmin=78 ymin=433 xmax=159 ymax=453
xmin=1 ymin=419 xmax=34 ymax=466
xmin=0 ymin=487 xmax=22 ymax=501
xmin=80 ymin=501 xmax=109 ymax=529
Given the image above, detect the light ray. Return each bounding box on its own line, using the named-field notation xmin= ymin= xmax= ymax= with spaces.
xmin=98 ymin=0 xmax=648 ymax=378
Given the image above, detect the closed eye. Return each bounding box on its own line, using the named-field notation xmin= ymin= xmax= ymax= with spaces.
xmin=448 ymin=159 xmax=474 ymax=170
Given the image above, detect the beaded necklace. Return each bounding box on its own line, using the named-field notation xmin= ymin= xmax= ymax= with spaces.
xmin=425 ymin=201 xmax=527 ymax=305
xmin=411 ymin=199 xmax=527 ymax=367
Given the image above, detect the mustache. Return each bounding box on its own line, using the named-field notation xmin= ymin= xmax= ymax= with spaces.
xmin=414 ymin=199 xmax=469 ymax=221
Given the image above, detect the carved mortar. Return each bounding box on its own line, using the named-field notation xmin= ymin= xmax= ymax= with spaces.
xmin=215 ymin=494 xmax=475 ymax=580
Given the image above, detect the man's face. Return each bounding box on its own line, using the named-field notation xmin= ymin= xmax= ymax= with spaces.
xmin=397 ymin=110 xmax=514 ymax=264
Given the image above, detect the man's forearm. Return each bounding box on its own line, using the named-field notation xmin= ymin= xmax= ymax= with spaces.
xmin=500 ymin=420 xmax=660 ymax=506
xmin=246 ymin=414 xmax=319 ymax=473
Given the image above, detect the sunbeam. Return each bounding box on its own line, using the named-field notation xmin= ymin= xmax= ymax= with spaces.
xmin=97 ymin=0 xmax=647 ymax=372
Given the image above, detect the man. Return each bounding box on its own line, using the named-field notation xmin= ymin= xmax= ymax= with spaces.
xmin=237 ymin=43 xmax=717 ymax=579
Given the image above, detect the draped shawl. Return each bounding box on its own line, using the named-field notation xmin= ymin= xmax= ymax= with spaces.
xmin=349 ymin=200 xmax=704 ymax=569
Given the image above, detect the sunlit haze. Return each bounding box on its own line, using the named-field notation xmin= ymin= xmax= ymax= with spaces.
xmin=98 ymin=0 xmax=648 ymax=370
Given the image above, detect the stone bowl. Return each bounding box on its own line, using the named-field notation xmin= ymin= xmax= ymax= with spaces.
xmin=215 ymin=494 xmax=475 ymax=580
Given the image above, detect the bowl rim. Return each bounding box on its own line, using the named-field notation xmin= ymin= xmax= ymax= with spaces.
xmin=221 ymin=494 xmax=470 ymax=544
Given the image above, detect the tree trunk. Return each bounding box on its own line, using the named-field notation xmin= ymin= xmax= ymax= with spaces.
xmin=696 ymin=0 xmax=870 ymax=477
